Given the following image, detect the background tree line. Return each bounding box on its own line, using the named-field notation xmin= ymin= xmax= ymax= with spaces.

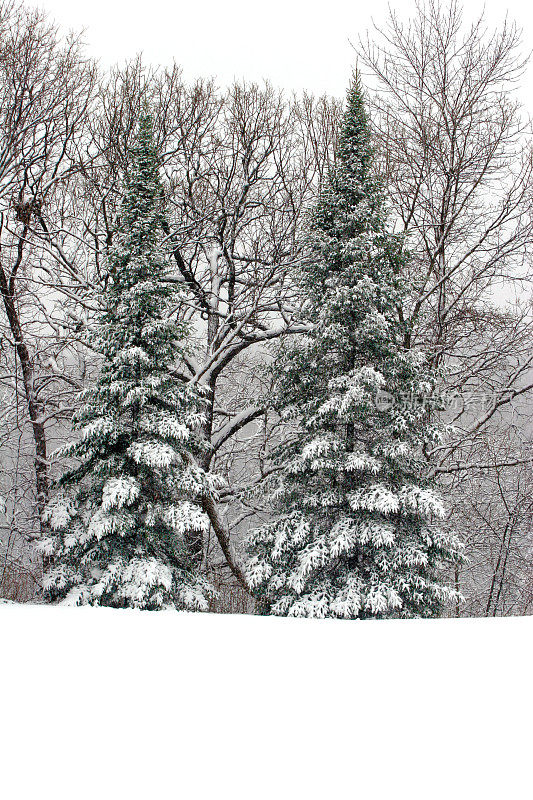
xmin=0 ymin=0 xmax=531 ymax=615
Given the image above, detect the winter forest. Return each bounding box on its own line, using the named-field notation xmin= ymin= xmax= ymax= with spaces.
xmin=1 ymin=0 xmax=532 ymax=619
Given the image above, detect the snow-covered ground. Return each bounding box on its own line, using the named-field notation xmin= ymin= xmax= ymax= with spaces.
xmin=1 ymin=605 xmax=531 ymax=799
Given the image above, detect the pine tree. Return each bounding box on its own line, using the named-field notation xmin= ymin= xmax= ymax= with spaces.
xmin=247 ymin=78 xmax=463 ymax=619
xmin=38 ymin=114 xmax=215 ymax=610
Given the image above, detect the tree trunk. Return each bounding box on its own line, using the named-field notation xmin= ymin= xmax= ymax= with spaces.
xmin=200 ymin=492 xmax=252 ymax=598
xmin=0 ymin=240 xmax=49 ymax=545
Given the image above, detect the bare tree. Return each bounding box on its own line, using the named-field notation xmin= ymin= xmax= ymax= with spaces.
xmin=448 ymin=427 xmax=532 ymax=616
xmin=0 ymin=1 xmax=94 ymax=592
xmin=356 ymin=0 xmax=533 ymax=614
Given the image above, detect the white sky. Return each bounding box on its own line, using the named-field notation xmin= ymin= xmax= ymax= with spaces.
xmin=35 ymin=0 xmax=533 ymax=100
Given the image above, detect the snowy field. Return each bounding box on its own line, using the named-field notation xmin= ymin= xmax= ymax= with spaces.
xmin=1 ymin=605 xmax=531 ymax=799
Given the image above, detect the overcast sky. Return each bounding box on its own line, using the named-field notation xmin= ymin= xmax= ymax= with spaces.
xmin=35 ymin=0 xmax=533 ymax=100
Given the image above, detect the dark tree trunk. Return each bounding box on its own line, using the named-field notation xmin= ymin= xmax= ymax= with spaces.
xmin=0 ymin=229 xmax=50 ymax=547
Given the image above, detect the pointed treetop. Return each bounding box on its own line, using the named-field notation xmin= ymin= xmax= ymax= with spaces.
xmin=305 ymin=73 xmax=386 ymax=291
xmin=335 ymin=71 xmax=375 ymax=190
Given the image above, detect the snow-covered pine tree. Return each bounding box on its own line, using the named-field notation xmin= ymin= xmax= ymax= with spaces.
xmin=38 ymin=114 xmax=215 ymax=610
xmin=247 ymin=77 xmax=463 ymax=619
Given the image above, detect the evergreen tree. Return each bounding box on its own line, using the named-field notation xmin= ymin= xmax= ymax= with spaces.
xmin=247 ymin=78 xmax=463 ymax=619
xmin=39 ymin=114 xmax=215 ymax=610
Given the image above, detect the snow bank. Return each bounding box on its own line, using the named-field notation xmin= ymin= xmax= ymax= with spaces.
xmin=1 ymin=605 xmax=530 ymax=799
